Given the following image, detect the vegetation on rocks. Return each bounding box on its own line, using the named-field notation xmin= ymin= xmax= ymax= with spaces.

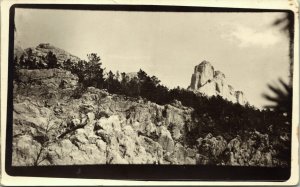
xmin=12 ymin=44 xmax=292 ymax=166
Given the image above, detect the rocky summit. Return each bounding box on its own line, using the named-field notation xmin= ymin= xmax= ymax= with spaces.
xmin=22 ymin=43 xmax=81 ymax=65
xmin=188 ymin=60 xmax=247 ymax=105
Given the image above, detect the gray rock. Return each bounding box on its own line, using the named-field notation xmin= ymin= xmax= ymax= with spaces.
xmin=157 ymin=126 xmax=175 ymax=153
xmin=188 ymin=60 xmax=247 ymax=105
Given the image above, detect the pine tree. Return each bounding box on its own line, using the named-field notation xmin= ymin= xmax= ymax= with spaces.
xmin=46 ymin=51 xmax=59 ymax=69
xmin=84 ymin=53 xmax=105 ymax=88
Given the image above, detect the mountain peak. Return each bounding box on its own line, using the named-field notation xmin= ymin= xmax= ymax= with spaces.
xmin=199 ymin=60 xmax=212 ymax=66
xmin=189 ymin=61 xmax=247 ymax=105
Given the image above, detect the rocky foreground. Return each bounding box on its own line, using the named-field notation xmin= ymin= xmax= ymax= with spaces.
xmin=12 ymin=68 xmax=286 ymax=166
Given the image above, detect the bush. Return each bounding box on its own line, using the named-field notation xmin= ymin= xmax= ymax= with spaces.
xmin=46 ymin=51 xmax=59 ymax=68
xmin=71 ymin=85 xmax=87 ymax=99
xmin=16 ymin=50 xmax=59 ymax=69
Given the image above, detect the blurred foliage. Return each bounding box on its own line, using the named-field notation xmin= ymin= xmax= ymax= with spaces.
xmin=263 ymin=79 xmax=292 ymax=120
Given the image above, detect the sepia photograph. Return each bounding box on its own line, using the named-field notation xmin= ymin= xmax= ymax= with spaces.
xmin=1 ymin=0 xmax=299 ymax=184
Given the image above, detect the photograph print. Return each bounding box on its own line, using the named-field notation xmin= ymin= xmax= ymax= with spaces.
xmin=6 ymin=3 xmax=296 ymax=181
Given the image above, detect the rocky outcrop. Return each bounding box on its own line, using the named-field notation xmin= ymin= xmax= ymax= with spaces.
xmin=14 ymin=69 xmax=78 ymax=108
xmin=196 ymin=133 xmax=227 ymax=164
xmin=12 ymin=69 xmax=197 ymax=165
xmin=16 ymin=68 xmax=78 ymax=88
xmin=188 ymin=61 xmax=247 ymax=105
xmin=23 ymin=43 xmax=81 ymax=65
xmin=12 ymin=96 xmax=194 ymax=165
xmin=190 ymin=61 xmax=215 ymax=89
xmin=195 ymin=132 xmax=286 ymax=166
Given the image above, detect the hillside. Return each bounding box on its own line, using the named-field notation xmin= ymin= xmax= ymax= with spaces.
xmin=11 ymin=44 xmax=291 ymax=166
xmin=13 ymin=69 xmax=192 ymax=165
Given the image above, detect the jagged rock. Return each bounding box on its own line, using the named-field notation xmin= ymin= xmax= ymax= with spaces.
xmin=138 ymin=136 xmax=164 ymax=164
xmin=12 ymin=135 xmax=42 ymax=166
xmin=228 ymin=136 xmax=241 ymax=152
xmin=172 ymin=143 xmax=186 ymax=164
xmin=95 ymin=139 xmax=107 ymax=151
xmin=226 ymin=132 xmax=276 ymax=167
xmin=190 ymin=60 xmax=214 ymax=89
xmin=14 ymin=69 xmax=78 ymax=106
xmin=170 ymin=127 xmax=182 ymax=140
xmin=189 ymin=60 xmax=247 ymax=105
xmin=197 ymin=133 xmax=227 ymax=162
xmin=46 ymin=139 xmax=107 ymax=165
xmin=13 ymin=101 xmax=57 ymax=138
xmin=16 ymin=69 xmax=78 ymax=89
xmin=138 ymin=121 xmax=157 ymax=137
xmin=107 ymin=149 xmax=129 ymax=164
xmin=94 ymin=115 xmax=119 ymax=134
xmin=157 ymin=126 xmax=175 ymax=153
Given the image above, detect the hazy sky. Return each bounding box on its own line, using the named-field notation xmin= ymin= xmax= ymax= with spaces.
xmin=15 ymin=8 xmax=290 ymax=108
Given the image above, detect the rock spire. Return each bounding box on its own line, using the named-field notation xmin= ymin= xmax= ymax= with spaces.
xmin=188 ymin=60 xmax=247 ymax=105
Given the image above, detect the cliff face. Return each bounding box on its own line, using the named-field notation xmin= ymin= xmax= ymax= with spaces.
xmin=189 ymin=61 xmax=247 ymax=105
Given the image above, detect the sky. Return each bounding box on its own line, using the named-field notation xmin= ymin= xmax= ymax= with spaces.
xmin=14 ymin=8 xmax=290 ymax=108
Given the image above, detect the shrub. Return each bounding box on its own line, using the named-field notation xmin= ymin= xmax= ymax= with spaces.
xmin=71 ymin=85 xmax=87 ymax=99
